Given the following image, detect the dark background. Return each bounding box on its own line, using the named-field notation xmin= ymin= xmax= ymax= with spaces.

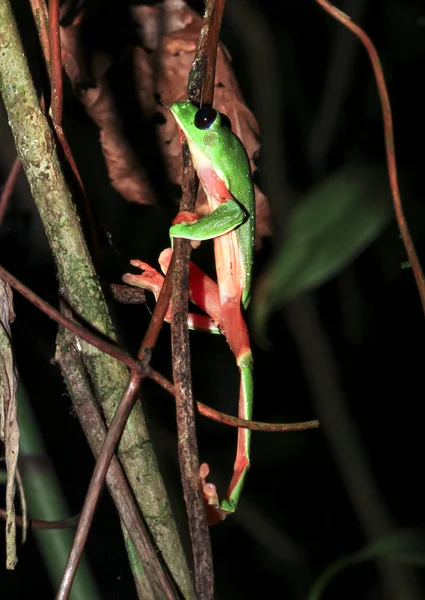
xmin=1 ymin=0 xmax=425 ymax=598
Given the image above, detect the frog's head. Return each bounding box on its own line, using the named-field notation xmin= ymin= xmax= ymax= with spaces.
xmin=170 ymin=101 xmax=225 ymax=155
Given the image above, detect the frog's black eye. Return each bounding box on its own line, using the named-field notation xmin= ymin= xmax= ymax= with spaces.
xmin=194 ymin=106 xmax=217 ymax=130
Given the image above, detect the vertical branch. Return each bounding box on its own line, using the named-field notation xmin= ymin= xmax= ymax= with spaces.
xmin=170 ymin=1 xmax=226 ymax=598
xmin=200 ymin=0 xmax=226 ymax=103
xmin=48 ymin=0 xmax=63 ymax=127
xmin=29 ymin=0 xmax=50 ymax=64
xmin=171 ymin=144 xmax=212 ymax=599
xmin=31 ymin=0 xmax=103 ymax=268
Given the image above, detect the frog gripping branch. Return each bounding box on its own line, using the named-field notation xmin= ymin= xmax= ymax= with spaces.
xmin=123 ymin=101 xmax=255 ymax=524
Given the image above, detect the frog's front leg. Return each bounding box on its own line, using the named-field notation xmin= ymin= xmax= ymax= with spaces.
xmin=169 ymin=199 xmax=246 ymax=244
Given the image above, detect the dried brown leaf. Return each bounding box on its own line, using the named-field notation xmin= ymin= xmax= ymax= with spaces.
xmin=0 ymin=280 xmax=19 ymax=569
xmin=60 ymin=1 xmax=270 ymax=242
xmin=60 ymin=20 xmax=157 ymax=206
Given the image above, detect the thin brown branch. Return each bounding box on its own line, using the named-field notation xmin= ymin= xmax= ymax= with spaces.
xmin=186 ymin=0 xmax=225 ymax=105
xmin=0 ymin=158 xmax=21 ymax=228
xmin=171 ymin=234 xmax=212 ymax=599
xmin=316 ymin=0 xmax=425 ymax=315
xmin=28 ymin=0 xmax=50 ymax=65
xmin=48 ymin=0 xmax=103 ymax=268
xmin=0 ymin=508 xmax=79 ymax=530
xmin=170 ymin=1 xmax=227 ymax=598
xmin=149 ymin=368 xmax=319 ymax=432
xmin=139 ymin=253 xmax=177 ymax=354
xmin=202 ymin=0 xmax=226 ymax=104
xmin=0 ymin=264 xmax=140 ymax=372
xmin=30 ymin=0 xmax=102 ymax=269
xmin=48 ymin=0 xmax=62 ymax=127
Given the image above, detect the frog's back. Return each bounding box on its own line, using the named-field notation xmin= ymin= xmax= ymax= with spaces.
xmin=215 ymin=131 xmax=255 ymax=309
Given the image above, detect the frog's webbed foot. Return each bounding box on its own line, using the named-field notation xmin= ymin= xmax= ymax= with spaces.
xmin=122 ymin=258 xmax=175 ymax=323
xmin=199 ymin=463 xmax=229 ymax=526
xmin=122 ymin=260 xmax=164 ymax=298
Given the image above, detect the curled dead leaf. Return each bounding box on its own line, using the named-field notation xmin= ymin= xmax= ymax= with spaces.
xmin=60 ymin=16 xmax=158 ymax=206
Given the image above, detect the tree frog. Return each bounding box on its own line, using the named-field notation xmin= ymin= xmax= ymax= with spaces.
xmin=123 ymin=101 xmax=255 ymax=524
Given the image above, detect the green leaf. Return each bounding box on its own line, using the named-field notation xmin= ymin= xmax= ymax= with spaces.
xmin=253 ymin=164 xmax=392 ymax=336
xmin=308 ymin=529 xmax=425 ymax=600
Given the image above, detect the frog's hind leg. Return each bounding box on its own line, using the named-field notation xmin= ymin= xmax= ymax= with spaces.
xmin=200 ymin=302 xmax=254 ymax=523
xmin=123 ymin=249 xmax=223 ymax=334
